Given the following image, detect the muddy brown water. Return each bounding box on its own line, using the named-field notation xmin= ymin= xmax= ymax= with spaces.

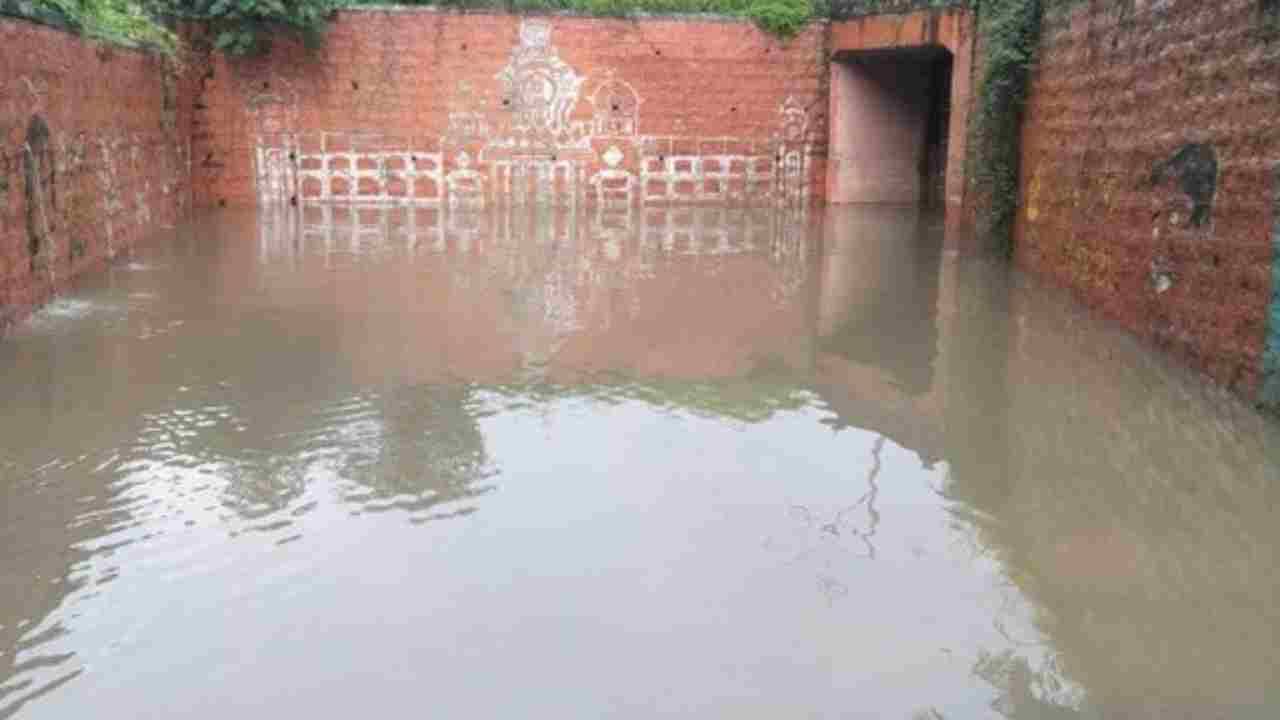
xmin=2 ymin=205 xmax=1278 ymax=718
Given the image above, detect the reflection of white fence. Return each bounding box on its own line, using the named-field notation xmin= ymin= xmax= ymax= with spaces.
xmin=641 ymin=206 xmax=776 ymax=255
xmin=255 ymin=202 xmax=816 ymax=330
xmin=257 ymin=203 xmax=811 ymax=266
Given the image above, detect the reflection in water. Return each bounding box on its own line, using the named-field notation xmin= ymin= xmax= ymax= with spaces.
xmin=819 ymin=207 xmax=941 ymax=397
xmin=766 ymin=435 xmax=884 ymax=606
xmin=940 ymin=261 xmax=1280 ymax=719
xmin=0 ymin=204 xmax=1278 ymax=717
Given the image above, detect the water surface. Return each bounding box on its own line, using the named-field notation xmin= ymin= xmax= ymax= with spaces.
xmin=2 ymin=204 xmax=1278 ymax=718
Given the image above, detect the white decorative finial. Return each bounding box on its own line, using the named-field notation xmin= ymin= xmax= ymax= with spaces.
xmin=519 ymin=19 xmax=552 ymax=48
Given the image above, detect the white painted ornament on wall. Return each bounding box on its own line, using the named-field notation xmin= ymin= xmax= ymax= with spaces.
xmin=251 ymin=19 xmax=813 ymax=211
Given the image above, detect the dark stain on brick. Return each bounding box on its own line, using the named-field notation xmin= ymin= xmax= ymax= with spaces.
xmin=1262 ymin=0 xmax=1280 ymax=36
xmin=1151 ymin=143 xmax=1218 ymax=228
xmin=22 ymin=114 xmax=54 ymax=268
xmin=162 ymin=70 xmax=178 ymax=133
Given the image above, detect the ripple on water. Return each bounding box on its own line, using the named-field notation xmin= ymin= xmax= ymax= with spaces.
xmin=20 ymin=299 xmax=107 ymax=332
xmin=5 ymin=205 xmax=1280 ymax=718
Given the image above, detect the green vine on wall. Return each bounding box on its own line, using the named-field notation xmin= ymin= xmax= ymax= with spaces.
xmin=173 ymin=0 xmax=334 ymax=54
xmin=1 ymin=0 xmax=180 ymax=53
xmin=969 ymin=0 xmax=1043 ymax=255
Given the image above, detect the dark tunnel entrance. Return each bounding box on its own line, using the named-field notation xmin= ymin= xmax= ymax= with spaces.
xmin=828 ymin=46 xmax=955 ymax=208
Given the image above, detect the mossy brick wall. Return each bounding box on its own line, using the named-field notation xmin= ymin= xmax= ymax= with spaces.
xmin=0 ymin=16 xmax=195 ymax=329
xmin=189 ymin=9 xmax=831 ymax=208
xmin=1015 ymin=0 xmax=1280 ymax=408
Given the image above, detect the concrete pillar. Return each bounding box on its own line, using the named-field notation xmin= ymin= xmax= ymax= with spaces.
xmin=944 ymin=34 xmax=973 ymax=216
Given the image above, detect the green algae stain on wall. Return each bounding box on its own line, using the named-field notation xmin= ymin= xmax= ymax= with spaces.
xmin=1263 ymin=164 xmax=1280 ymax=410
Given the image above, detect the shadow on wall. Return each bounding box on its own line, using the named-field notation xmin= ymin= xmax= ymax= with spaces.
xmin=23 ymin=114 xmax=54 ymax=274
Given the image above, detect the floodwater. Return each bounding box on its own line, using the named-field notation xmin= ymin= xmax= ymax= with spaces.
xmin=1 ymin=204 xmax=1278 ymax=719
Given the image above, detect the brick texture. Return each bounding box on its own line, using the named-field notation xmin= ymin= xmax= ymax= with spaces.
xmin=0 ymin=18 xmax=195 ymax=329
xmin=1016 ymin=0 xmax=1280 ymax=402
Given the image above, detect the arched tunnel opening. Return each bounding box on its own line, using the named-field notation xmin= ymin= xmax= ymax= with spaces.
xmin=827 ymin=46 xmax=955 ymax=208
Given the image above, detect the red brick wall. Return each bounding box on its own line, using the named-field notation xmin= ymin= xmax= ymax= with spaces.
xmin=190 ymin=9 xmax=829 ymax=210
xmin=1016 ymin=0 xmax=1280 ymax=400
xmin=0 ymin=17 xmax=195 ymax=329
